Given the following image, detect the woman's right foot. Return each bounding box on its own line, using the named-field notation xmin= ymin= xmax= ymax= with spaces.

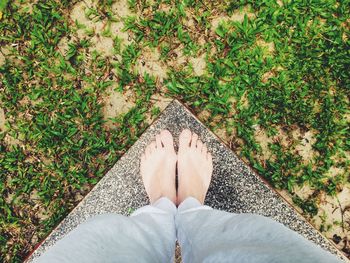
xmin=177 ymin=129 xmax=213 ymax=205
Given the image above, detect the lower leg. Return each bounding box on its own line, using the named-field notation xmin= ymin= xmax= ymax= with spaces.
xmin=175 ymin=129 xmax=341 ymax=263
xmin=176 ymin=203 xmax=342 ymax=263
xmin=36 ymin=209 xmax=176 ymax=263
xmin=36 ymin=130 xmax=178 ymax=263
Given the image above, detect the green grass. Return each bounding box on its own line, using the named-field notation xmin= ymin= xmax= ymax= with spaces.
xmin=0 ymin=0 xmax=349 ymax=261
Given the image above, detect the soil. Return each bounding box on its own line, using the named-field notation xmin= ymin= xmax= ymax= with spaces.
xmin=189 ymin=53 xmax=206 ymax=76
xmin=0 ymin=107 xmax=6 ymax=131
xmin=314 ymin=186 xmax=350 ymax=255
xmin=256 ymin=39 xmax=275 ymax=57
xmin=136 ymin=47 xmax=168 ymax=82
xmin=254 ymin=125 xmax=274 ymax=160
xmin=294 ymin=130 xmax=318 ymax=163
xmin=102 ymin=85 xmax=135 ymax=127
xmin=0 ymin=52 xmax=5 ymax=66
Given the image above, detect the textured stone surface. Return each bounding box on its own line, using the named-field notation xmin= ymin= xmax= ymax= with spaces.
xmin=26 ymin=100 xmax=347 ymax=262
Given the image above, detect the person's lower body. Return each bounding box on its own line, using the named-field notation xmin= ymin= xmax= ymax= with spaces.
xmin=176 ymin=197 xmax=341 ymax=263
xmin=34 ymin=130 xmax=342 ymax=263
xmin=35 ymin=197 xmax=176 ymax=263
xmin=35 ymin=196 xmax=341 ymax=263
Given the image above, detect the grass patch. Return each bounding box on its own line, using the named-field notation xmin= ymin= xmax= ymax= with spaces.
xmin=0 ymin=0 xmax=349 ymax=261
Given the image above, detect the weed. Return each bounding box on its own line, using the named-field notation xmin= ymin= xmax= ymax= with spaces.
xmin=0 ymin=0 xmax=349 ymax=261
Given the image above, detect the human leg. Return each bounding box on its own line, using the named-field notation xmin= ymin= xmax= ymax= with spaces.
xmin=176 ymin=198 xmax=341 ymax=263
xmin=175 ymin=129 xmax=342 ymax=263
xmin=35 ymin=130 xmax=178 ymax=263
xmin=35 ymin=198 xmax=176 ymax=263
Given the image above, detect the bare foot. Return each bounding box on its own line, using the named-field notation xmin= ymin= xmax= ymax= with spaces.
xmin=140 ymin=130 xmax=177 ymax=204
xmin=177 ymin=129 xmax=213 ymax=205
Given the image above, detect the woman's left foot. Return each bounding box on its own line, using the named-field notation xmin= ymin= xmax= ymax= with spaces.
xmin=140 ymin=130 xmax=177 ymax=204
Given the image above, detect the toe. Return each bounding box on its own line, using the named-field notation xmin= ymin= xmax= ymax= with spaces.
xmin=179 ymin=129 xmax=192 ymax=149
xmin=156 ymin=134 xmax=162 ymax=148
xmin=160 ymin=130 xmax=174 ymax=150
xmin=202 ymin=145 xmax=208 ymax=154
xmin=190 ymin=133 xmax=199 ymax=148
xmin=196 ymin=139 xmax=203 ymax=151
xmin=141 ymin=153 xmax=146 ymax=163
xmin=145 ymin=144 xmax=152 ymax=156
xmin=150 ymin=141 xmax=157 ymax=153
xmin=207 ymin=152 xmax=212 ymax=162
